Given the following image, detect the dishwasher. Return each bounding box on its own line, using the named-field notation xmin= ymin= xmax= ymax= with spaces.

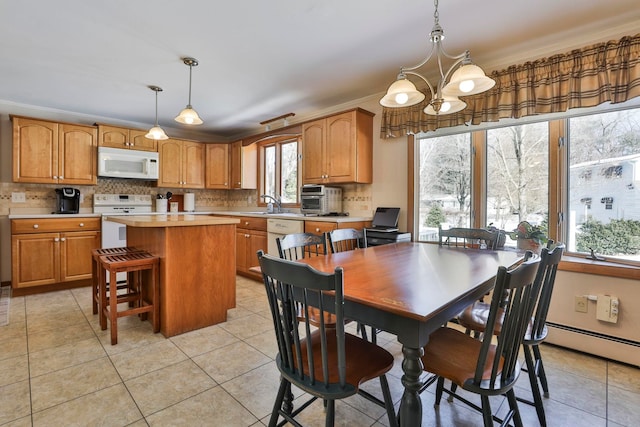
xmin=267 ymin=218 xmax=304 ymax=256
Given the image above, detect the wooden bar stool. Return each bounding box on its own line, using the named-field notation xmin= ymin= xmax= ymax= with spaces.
xmin=97 ymin=251 xmax=160 ymax=345
xmin=91 ymin=247 xmax=144 ymax=315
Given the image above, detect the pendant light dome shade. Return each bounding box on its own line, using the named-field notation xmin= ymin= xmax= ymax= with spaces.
xmin=175 ymin=106 xmax=203 ymax=125
xmin=145 ymin=86 xmax=169 ymax=140
xmin=380 ymin=76 xmax=426 ymax=107
xmin=175 ymin=57 xmax=203 ymax=125
xmin=423 ymin=96 xmax=466 ymax=115
xmin=442 ymin=63 xmax=496 ymax=97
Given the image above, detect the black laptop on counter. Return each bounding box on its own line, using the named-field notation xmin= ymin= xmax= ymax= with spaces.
xmin=366 ymin=207 xmax=400 ymax=232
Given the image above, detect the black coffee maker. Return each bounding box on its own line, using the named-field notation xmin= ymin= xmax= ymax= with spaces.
xmin=55 ymin=188 xmax=80 ymax=214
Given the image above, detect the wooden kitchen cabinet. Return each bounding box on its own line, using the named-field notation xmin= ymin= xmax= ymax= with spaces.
xmin=12 ymin=116 xmax=97 ymax=185
xmin=97 ymin=124 xmax=157 ymax=152
xmin=230 ymin=140 xmax=257 ymax=189
xmin=11 ymin=217 xmax=101 ymax=290
xmin=301 ymin=108 xmax=373 ymax=184
xmin=234 ymin=216 xmax=267 ymax=279
xmin=158 ymin=139 xmax=205 ymax=189
xmin=205 ymin=143 xmax=230 ymax=189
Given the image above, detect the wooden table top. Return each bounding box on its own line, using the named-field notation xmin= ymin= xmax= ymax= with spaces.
xmin=104 ymin=214 xmax=240 ymax=228
xmin=297 ymin=242 xmax=524 ymax=322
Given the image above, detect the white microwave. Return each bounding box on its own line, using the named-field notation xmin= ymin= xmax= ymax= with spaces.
xmin=98 ymin=147 xmax=159 ymax=180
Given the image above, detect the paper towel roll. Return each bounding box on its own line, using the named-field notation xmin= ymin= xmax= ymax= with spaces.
xmin=184 ymin=193 xmax=195 ymax=212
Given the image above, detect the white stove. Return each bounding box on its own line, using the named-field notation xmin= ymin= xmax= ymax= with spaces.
xmin=94 ymin=194 xmax=153 ymax=283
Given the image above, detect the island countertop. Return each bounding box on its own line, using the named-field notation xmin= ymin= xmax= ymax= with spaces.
xmin=104 ymin=214 xmax=240 ymax=227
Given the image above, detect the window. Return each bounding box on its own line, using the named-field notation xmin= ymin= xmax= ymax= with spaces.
xmin=416 ymin=133 xmax=471 ymax=242
xmin=260 ymin=138 xmax=300 ymax=205
xmin=487 ymin=122 xmax=549 ymax=247
xmin=568 ymin=109 xmax=640 ymax=261
xmin=413 ymin=104 xmax=640 ymax=264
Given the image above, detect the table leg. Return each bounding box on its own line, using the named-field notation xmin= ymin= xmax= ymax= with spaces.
xmin=399 ymin=345 xmax=424 ymax=426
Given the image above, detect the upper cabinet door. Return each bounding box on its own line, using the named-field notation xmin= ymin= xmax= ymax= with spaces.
xmin=230 ymin=141 xmax=257 ymax=189
xmin=58 ymin=124 xmax=97 ymax=185
xmin=325 ymin=112 xmax=357 ymax=182
xmin=129 ymin=129 xmax=157 ymax=152
xmin=98 ymin=125 xmax=129 ymax=149
xmin=301 ymin=120 xmax=326 ymax=184
xmin=206 ymin=143 xmax=230 ymax=189
xmin=157 ymin=139 xmax=184 ymax=187
xmin=12 ymin=117 xmax=58 ymax=183
xmin=98 ymin=125 xmax=157 ymax=151
xmin=182 ymin=141 xmax=205 ymax=189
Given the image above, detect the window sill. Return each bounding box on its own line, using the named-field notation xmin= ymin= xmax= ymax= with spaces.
xmin=559 ymin=255 xmax=640 ymax=280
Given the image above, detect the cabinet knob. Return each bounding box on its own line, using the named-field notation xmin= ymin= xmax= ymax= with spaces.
xmin=245 ymin=221 xmax=249 ymax=226
xmin=79 ymin=223 xmax=84 ymax=227
xmin=53 ymin=175 xmax=58 ymax=179
xmin=60 ymin=238 xmax=66 ymax=242
xmin=54 ymin=237 xmax=59 ymax=242
xmin=33 ymin=224 xmax=39 ymax=229
xmin=315 ymin=228 xmax=320 ymax=232
xmin=59 ymin=176 xmax=64 ymax=180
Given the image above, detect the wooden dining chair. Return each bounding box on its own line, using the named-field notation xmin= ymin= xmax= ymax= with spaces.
xmin=327 ymin=228 xmax=366 ymax=253
xmin=456 ymin=242 xmax=565 ymax=426
xmin=420 ymin=251 xmax=541 ymax=427
xmin=276 ymin=233 xmax=334 ymax=328
xmin=276 ymin=232 xmax=327 ymax=260
xmin=439 ymin=225 xmax=500 ymax=250
xmin=327 ymin=228 xmax=379 ymax=342
xmin=257 ymin=250 xmax=398 ymax=427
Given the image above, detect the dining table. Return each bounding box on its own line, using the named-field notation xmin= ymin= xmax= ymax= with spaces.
xmin=295 ymin=242 xmax=524 ymax=427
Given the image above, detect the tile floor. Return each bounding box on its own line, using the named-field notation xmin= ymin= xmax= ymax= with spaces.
xmin=1 ymin=276 xmax=639 ymax=426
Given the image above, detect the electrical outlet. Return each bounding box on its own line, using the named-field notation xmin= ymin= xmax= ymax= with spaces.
xmin=11 ymin=192 xmax=26 ymax=203
xmin=574 ymin=295 xmax=588 ymax=313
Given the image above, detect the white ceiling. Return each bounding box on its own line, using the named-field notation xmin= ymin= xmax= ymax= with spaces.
xmin=1 ymin=0 xmax=639 ymax=140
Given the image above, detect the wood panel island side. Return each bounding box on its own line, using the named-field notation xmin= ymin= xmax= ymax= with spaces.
xmin=104 ymin=214 xmax=240 ymax=337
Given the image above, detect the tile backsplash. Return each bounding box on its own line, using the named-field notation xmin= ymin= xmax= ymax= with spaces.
xmin=1 ymin=180 xmax=373 ymax=216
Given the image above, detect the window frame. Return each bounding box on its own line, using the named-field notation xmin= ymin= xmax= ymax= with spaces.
xmin=411 ymin=102 xmax=640 ymax=272
xmin=258 ymin=136 xmax=301 ymax=207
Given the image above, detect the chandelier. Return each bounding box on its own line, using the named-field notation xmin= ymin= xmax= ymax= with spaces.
xmin=145 ymin=86 xmax=169 ymax=140
xmin=175 ymin=57 xmax=203 ymax=125
xmin=380 ymin=0 xmax=495 ymax=115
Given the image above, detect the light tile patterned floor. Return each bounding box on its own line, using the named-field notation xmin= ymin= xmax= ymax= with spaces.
xmin=0 ymin=276 xmax=639 ymax=426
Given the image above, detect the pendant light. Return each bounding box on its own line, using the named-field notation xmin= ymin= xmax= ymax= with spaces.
xmin=174 ymin=57 xmax=203 ymax=125
xmin=145 ymin=86 xmax=169 ymax=140
xmin=380 ymin=0 xmax=495 ymax=115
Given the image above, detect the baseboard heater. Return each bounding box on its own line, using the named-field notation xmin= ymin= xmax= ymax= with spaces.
xmin=546 ymin=322 xmax=640 ymax=366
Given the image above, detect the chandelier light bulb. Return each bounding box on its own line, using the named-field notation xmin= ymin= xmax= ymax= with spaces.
xmin=459 ymin=79 xmax=475 ymax=93
xmin=440 ymin=101 xmax=451 ymax=113
xmin=395 ymin=92 xmax=409 ymax=105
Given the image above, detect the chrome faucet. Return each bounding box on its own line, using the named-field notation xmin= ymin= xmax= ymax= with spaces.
xmin=261 ymin=194 xmax=282 ymax=213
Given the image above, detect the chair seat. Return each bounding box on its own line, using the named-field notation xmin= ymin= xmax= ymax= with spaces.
xmin=422 ymin=327 xmax=507 ymax=391
xmin=280 ymin=329 xmax=394 ymax=396
xmin=458 ymin=301 xmax=504 ymax=335
xmin=296 ymin=305 xmax=338 ymax=329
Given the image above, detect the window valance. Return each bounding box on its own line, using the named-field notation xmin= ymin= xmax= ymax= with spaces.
xmin=380 ymin=33 xmax=640 ymax=138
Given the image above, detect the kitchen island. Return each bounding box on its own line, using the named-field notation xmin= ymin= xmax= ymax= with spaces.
xmin=104 ymin=214 xmax=240 ymax=337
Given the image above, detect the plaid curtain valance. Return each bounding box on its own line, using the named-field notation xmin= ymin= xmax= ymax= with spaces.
xmin=380 ymin=34 xmax=640 ymax=138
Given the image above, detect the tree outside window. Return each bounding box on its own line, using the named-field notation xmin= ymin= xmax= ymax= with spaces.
xmin=261 ymin=139 xmax=300 ymax=205
xmin=487 ymin=122 xmax=549 ymax=247
xmin=416 ymin=134 xmax=471 ymax=241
